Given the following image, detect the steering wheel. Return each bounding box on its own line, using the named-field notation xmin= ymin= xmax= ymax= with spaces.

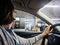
xmin=41 ymin=23 xmax=60 ymax=45
xmin=50 ymin=23 xmax=60 ymax=30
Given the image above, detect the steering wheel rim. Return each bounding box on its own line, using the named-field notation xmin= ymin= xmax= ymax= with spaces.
xmin=50 ymin=23 xmax=60 ymax=30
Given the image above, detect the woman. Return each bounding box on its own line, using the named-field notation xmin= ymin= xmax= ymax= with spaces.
xmin=0 ymin=0 xmax=15 ymax=45
xmin=0 ymin=0 xmax=51 ymax=45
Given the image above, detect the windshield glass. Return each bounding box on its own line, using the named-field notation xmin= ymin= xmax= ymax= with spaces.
xmin=39 ymin=0 xmax=60 ymax=23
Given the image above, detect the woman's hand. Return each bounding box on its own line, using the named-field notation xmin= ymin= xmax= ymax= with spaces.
xmin=42 ymin=25 xmax=51 ymax=36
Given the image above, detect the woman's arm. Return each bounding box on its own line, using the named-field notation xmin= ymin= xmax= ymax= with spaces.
xmin=15 ymin=26 xmax=51 ymax=45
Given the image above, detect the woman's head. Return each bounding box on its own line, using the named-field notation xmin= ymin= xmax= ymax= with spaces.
xmin=0 ymin=0 xmax=15 ymax=25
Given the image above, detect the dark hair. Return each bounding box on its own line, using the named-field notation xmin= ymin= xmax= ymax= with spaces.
xmin=0 ymin=0 xmax=15 ymax=25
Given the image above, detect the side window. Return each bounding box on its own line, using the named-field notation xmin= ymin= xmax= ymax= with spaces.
xmin=37 ymin=18 xmax=48 ymax=32
xmin=13 ymin=10 xmax=48 ymax=32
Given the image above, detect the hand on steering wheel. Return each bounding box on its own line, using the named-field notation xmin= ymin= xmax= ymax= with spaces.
xmin=41 ymin=24 xmax=60 ymax=45
xmin=42 ymin=25 xmax=52 ymax=36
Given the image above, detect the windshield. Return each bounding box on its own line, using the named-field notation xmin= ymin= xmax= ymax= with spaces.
xmin=39 ymin=0 xmax=60 ymax=23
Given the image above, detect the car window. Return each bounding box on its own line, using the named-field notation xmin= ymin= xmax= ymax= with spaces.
xmin=13 ymin=10 xmax=48 ymax=32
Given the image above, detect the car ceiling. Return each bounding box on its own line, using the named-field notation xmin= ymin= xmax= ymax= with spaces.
xmin=12 ymin=0 xmax=51 ymax=15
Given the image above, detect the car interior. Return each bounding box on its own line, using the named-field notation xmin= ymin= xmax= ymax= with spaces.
xmin=10 ymin=0 xmax=60 ymax=45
